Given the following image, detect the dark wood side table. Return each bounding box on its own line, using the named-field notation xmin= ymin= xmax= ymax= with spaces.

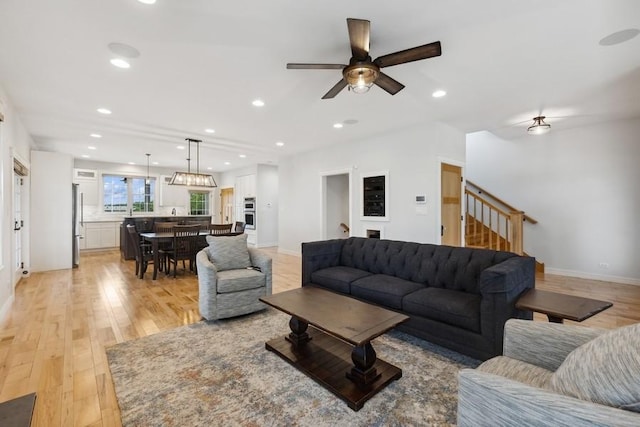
xmin=516 ymin=289 xmax=613 ymax=323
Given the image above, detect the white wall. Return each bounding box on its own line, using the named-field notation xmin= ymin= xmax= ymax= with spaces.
xmin=278 ymin=122 xmax=466 ymax=255
xmin=256 ymin=164 xmax=278 ymax=247
xmin=0 ymin=87 xmax=33 ymax=321
xmin=325 ymin=174 xmax=349 ymax=239
xmin=466 ymin=117 xmax=640 ymax=284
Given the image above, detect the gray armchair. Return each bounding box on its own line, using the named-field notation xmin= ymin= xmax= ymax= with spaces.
xmin=458 ymin=319 xmax=640 ymax=426
xmin=196 ymin=234 xmax=272 ymax=320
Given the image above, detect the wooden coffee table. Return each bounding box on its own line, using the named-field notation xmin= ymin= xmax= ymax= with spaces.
xmin=516 ymin=289 xmax=613 ymax=323
xmin=260 ymin=286 xmax=409 ymax=411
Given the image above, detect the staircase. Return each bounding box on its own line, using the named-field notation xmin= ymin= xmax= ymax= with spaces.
xmin=465 ymin=181 xmax=544 ymax=273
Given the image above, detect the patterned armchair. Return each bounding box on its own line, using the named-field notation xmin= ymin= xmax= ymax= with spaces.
xmin=196 ymin=233 xmax=272 ymax=320
xmin=457 ymin=319 xmax=640 ymax=426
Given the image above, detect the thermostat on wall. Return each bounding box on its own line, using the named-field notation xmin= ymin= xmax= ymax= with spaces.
xmin=415 ymin=195 xmax=426 ymax=205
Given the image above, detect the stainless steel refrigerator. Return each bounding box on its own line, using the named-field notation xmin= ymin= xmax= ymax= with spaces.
xmin=72 ymin=184 xmax=83 ymax=267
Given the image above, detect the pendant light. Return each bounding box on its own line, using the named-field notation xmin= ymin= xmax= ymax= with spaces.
xmin=168 ymin=138 xmax=217 ymax=187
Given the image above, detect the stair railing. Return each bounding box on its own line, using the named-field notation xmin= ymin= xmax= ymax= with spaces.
xmin=465 ymin=190 xmax=524 ymax=254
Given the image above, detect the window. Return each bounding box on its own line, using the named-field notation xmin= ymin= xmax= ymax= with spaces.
xmin=189 ymin=191 xmax=210 ymax=215
xmin=103 ymin=174 xmax=155 ymax=213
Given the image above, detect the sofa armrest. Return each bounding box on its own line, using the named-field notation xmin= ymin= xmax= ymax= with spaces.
xmin=479 ymin=256 xmax=535 ymax=295
xmin=301 ymin=239 xmax=347 ymax=286
xmin=248 ymin=247 xmax=272 ymax=296
xmin=503 ymin=319 xmax=606 ymax=371
xmin=458 ymin=369 xmax=640 ymax=427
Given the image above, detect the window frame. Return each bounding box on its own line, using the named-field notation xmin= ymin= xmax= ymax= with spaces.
xmin=189 ymin=190 xmax=210 ymax=215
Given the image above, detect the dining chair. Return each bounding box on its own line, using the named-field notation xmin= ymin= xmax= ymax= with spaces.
xmin=234 ymin=221 xmax=245 ymax=233
xmin=126 ymin=224 xmax=154 ymax=279
xmin=209 ymin=223 xmax=234 ymax=235
xmin=153 ymin=221 xmax=178 ymax=271
xmin=163 ymin=224 xmax=201 ymax=277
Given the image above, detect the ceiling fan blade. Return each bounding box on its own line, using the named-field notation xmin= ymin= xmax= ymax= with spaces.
xmin=321 ymin=79 xmax=348 ymax=99
xmin=374 ymin=41 xmax=442 ymax=68
xmin=347 ymin=18 xmax=370 ymax=60
xmin=374 ymin=72 xmax=405 ymax=95
xmin=287 ymin=63 xmax=346 ymax=70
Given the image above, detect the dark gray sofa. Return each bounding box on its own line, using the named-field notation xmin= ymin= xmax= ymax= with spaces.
xmin=302 ymin=237 xmax=535 ymax=360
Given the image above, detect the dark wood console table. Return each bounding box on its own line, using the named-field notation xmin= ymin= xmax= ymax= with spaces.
xmin=516 ymin=289 xmax=613 ymax=323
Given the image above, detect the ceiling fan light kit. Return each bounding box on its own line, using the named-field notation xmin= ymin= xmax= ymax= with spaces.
xmin=287 ymin=18 xmax=441 ymax=99
xmin=527 ymin=116 xmax=551 ymax=135
xmin=169 ymin=138 xmax=218 ymax=187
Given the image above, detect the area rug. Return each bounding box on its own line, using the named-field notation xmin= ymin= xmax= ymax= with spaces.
xmin=106 ymin=309 xmax=479 ymax=426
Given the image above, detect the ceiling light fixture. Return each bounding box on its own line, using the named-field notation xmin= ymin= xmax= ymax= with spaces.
xmin=90 ymin=133 xmax=102 ymax=138
xmin=527 ymin=116 xmax=551 ymax=135
xmin=343 ymin=63 xmax=379 ymax=94
xmin=275 ymin=141 xmax=285 ymax=147
xmin=169 ymin=138 xmax=218 ymax=187
xmin=432 ymin=89 xmax=447 ymax=98
xmin=333 ymin=123 xmax=343 ymax=129
xmin=205 ymin=128 xmax=215 ymax=133
xmin=137 ymin=0 xmax=156 ymax=4
xmin=252 ymin=99 xmax=265 ymax=107
xmin=239 ymin=154 xmax=247 ymax=158
xmin=88 ymin=146 xmax=97 ymax=150
xmin=110 ymin=58 xmax=131 ymax=69
xmin=97 ymin=108 xmax=112 ymax=115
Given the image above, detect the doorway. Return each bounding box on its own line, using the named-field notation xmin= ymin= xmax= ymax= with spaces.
xmin=220 ymin=188 xmax=234 ymax=224
xmin=440 ymin=162 xmax=463 ymax=246
xmin=321 ymin=171 xmax=351 ymax=239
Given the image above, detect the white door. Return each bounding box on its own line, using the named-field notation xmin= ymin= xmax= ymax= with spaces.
xmin=14 ymin=174 xmax=23 ymax=281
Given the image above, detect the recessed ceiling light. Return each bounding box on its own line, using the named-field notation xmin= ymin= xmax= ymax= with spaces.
xmin=88 ymin=146 xmax=97 ymax=150
xmin=205 ymin=128 xmax=215 ymax=134
xmin=239 ymin=154 xmax=247 ymax=158
xmin=333 ymin=123 xmax=343 ymax=129
xmin=152 ymin=161 xmax=159 ymax=165
xmin=432 ymin=90 xmax=447 ymax=98
xmin=128 ymin=162 xmax=135 ymax=165
xmin=177 ymin=145 xmax=185 ymax=150
xmin=137 ymin=0 xmax=156 ymax=4
xmin=97 ymin=108 xmax=112 ymax=115
xmin=224 ymin=161 xmax=231 ymax=166
xmin=90 ymin=133 xmax=102 ymax=138
xmin=110 ymin=58 xmax=130 ymax=69
xmin=207 ymin=167 xmax=213 ymax=170
xmin=81 ymin=154 xmax=90 ymax=158
xmin=252 ymin=99 xmax=265 ymax=107
xmin=275 ymin=141 xmax=285 ymax=147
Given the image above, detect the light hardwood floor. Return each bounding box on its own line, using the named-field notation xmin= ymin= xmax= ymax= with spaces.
xmin=1 ymin=248 xmax=638 ymax=426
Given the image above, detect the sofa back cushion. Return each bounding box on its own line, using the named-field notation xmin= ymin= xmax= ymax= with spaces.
xmin=340 ymin=237 xmax=516 ymax=294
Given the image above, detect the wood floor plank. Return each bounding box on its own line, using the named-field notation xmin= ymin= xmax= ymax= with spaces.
xmin=0 ymin=247 xmax=637 ymax=425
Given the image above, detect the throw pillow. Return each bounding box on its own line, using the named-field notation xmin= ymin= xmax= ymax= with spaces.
xmin=206 ymin=233 xmax=252 ymax=271
xmin=549 ymin=323 xmax=640 ymax=412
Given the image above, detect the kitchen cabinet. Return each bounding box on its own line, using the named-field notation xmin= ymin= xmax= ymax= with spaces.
xmin=84 ymin=222 xmax=120 ymax=249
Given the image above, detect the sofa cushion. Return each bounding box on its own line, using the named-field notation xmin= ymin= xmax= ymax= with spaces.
xmin=350 ymin=274 xmax=423 ymax=310
xmin=310 ymin=266 xmax=371 ymax=294
xmin=402 ymin=287 xmax=481 ymax=332
xmin=549 ymin=323 xmax=640 ymax=412
xmin=477 ymin=356 xmax=553 ymax=389
xmin=206 ymin=234 xmax=251 ymax=271
xmin=216 ymin=268 xmax=265 ymax=293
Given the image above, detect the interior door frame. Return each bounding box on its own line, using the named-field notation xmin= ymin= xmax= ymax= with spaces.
xmin=320 ymin=168 xmax=353 ymax=240
xmin=219 ymin=187 xmax=234 ymax=224
xmin=11 ymin=149 xmax=31 ymax=285
xmin=437 ymin=158 xmax=465 ymax=246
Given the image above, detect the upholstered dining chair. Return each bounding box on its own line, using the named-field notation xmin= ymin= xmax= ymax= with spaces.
xmin=126 ymin=224 xmax=154 ymax=279
xmin=162 ymin=224 xmax=201 ymax=277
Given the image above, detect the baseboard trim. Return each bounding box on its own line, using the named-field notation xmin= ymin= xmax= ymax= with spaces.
xmin=545 ymin=268 xmax=640 ymax=287
xmin=0 ymin=294 xmax=15 ymax=324
xmin=256 ymin=241 xmax=279 ymax=248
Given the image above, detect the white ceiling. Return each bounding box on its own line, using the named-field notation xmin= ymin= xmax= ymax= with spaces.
xmin=1 ymin=0 xmax=639 ymax=171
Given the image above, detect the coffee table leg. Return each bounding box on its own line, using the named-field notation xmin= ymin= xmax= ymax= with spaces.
xmin=286 ymin=316 xmax=311 ymax=347
xmin=346 ymin=342 xmax=381 ymax=388
xmin=547 ymin=315 xmax=564 ymax=323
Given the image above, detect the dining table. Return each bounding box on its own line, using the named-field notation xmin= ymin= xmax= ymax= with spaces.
xmin=139 ymin=230 xmax=244 ymax=280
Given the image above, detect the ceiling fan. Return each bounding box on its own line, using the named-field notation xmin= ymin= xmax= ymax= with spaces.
xmin=287 ymin=18 xmax=442 ymax=99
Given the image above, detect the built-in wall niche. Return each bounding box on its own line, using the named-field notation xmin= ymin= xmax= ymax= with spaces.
xmin=361 ymin=171 xmax=389 ymax=221
xmin=363 ymin=225 xmax=385 ymax=239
